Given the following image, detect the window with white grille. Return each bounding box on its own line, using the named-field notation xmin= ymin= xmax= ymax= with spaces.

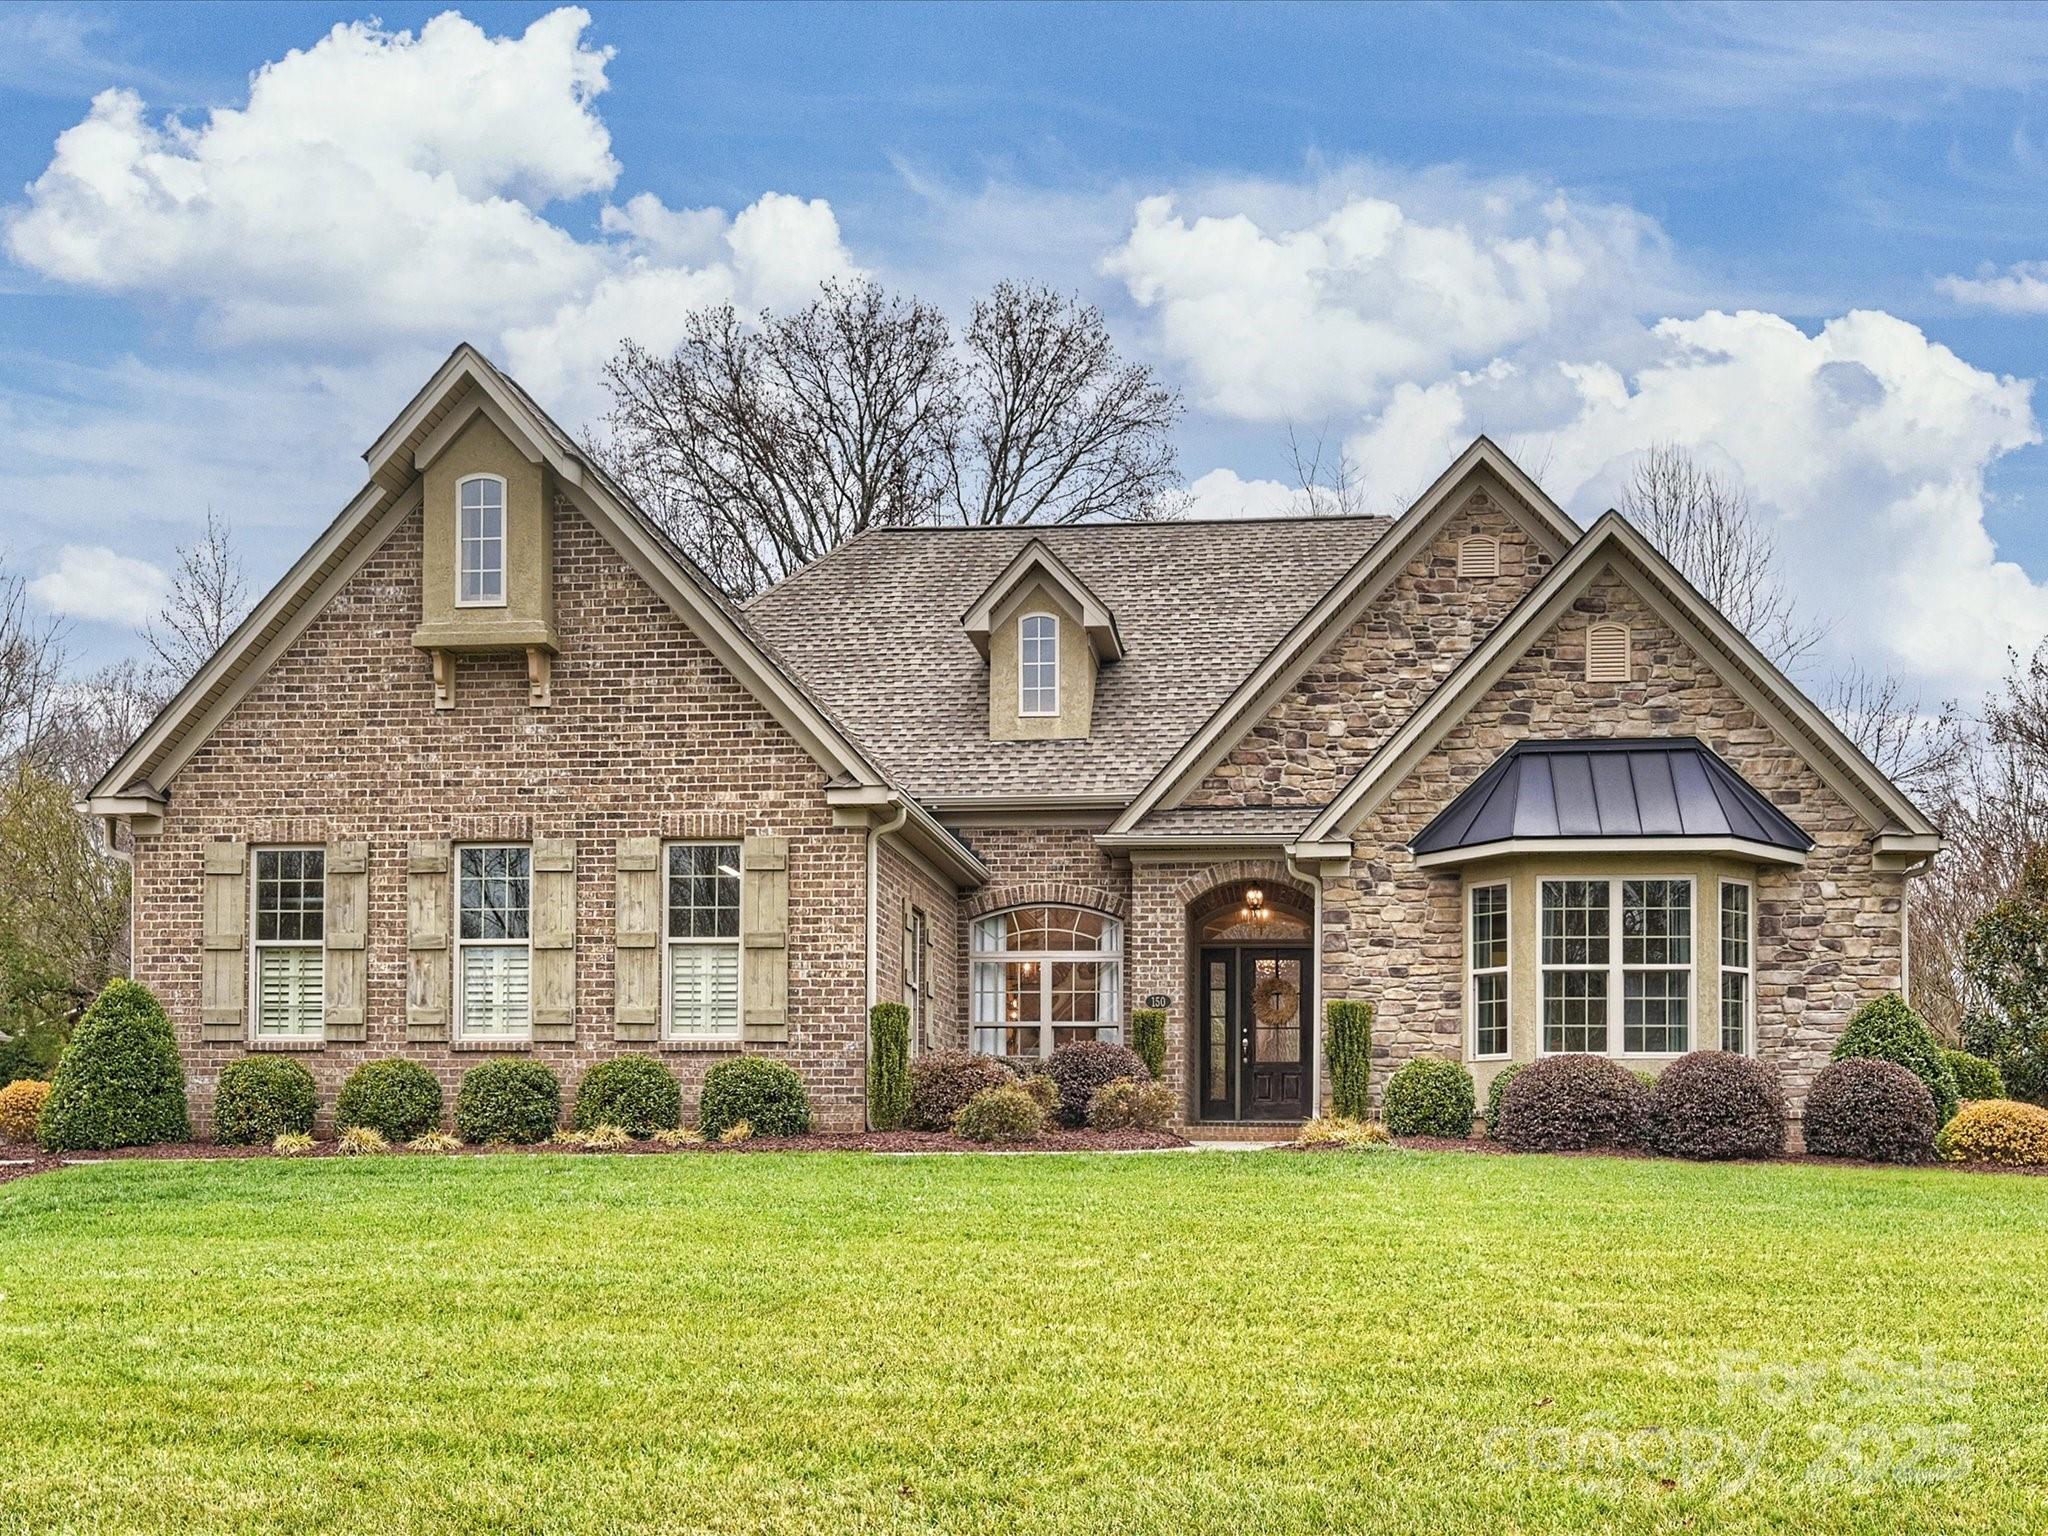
xmin=457 ymin=845 xmax=530 ymax=1039
xmin=1586 ymin=622 xmax=1631 ymax=682
xmin=1458 ymin=535 xmax=1499 ymax=578
xmin=1019 ymin=613 xmax=1059 ymax=716
xmin=457 ymin=475 xmax=506 ymax=606
xmin=253 ymin=848 xmax=324 ymax=1039
xmin=666 ymin=842 xmax=741 ymax=1040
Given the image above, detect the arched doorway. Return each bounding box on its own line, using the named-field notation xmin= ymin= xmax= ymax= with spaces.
xmin=1190 ymin=880 xmax=1314 ymax=1122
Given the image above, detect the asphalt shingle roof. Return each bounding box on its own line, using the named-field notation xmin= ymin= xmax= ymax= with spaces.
xmin=745 ymin=516 xmax=1392 ymax=801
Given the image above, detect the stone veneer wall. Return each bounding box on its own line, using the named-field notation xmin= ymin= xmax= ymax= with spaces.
xmin=1186 ymin=490 xmax=1553 ymax=808
xmin=1321 ymin=568 xmax=1907 ymax=1119
xmin=133 ymin=501 xmax=873 ymax=1133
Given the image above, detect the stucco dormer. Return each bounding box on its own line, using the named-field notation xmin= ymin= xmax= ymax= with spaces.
xmin=962 ymin=539 xmax=1122 ymax=742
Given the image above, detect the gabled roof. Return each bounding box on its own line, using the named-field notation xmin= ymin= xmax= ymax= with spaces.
xmin=1409 ymin=738 xmax=1813 ymax=868
xmin=1106 ymin=436 xmax=1583 ymax=836
xmin=87 ymin=344 xmax=987 ymax=885
xmin=745 ymin=514 xmax=1391 ymax=801
xmin=960 ymin=538 xmax=1124 ymax=661
xmin=1298 ymin=511 xmax=1941 ymax=855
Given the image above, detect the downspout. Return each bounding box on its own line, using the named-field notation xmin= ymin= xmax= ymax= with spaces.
xmin=865 ymin=799 xmax=911 ymax=1047
xmin=98 ymin=813 xmax=137 ymax=980
xmin=1285 ymin=846 xmax=1325 ymax=1118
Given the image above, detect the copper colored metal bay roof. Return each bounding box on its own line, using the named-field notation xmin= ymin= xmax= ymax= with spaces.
xmin=745 ymin=516 xmax=1392 ymax=801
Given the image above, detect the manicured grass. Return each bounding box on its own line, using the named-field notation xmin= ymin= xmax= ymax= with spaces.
xmin=3 ymin=1150 xmax=2046 ymax=1534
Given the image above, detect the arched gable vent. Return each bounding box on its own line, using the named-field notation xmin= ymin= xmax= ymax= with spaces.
xmin=1585 ymin=622 xmax=1631 ymax=683
xmin=1457 ymin=535 xmax=1499 ymax=578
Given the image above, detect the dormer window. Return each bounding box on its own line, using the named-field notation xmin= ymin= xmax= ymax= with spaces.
xmin=458 ymin=474 xmax=506 ymax=606
xmin=1020 ymin=613 xmax=1059 ymax=715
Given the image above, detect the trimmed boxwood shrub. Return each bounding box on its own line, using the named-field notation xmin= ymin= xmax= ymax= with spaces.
xmin=573 ymin=1056 xmax=680 ymax=1136
xmin=1130 ymin=1009 xmax=1167 ymax=1082
xmin=955 ymin=1082 xmax=1045 ymax=1143
xmin=906 ymin=1050 xmax=1013 ymax=1132
xmin=1942 ymin=1049 xmax=2006 ymax=1103
xmin=212 ymin=1056 xmax=318 ymax=1146
xmin=0 ymin=1079 xmax=50 ymax=1143
xmin=1644 ymin=1050 xmax=1785 ymax=1161
xmin=1382 ymin=1055 xmax=1476 ymax=1138
xmin=867 ymin=1003 xmax=911 ymax=1131
xmin=335 ymin=1058 xmax=444 ymax=1142
xmin=1325 ymin=1000 xmax=1374 ymax=1120
xmin=1804 ymin=1058 xmax=1936 ymax=1163
xmin=1494 ymin=1054 xmax=1648 ymax=1152
xmin=1041 ymin=1040 xmax=1149 ymax=1128
xmin=455 ymin=1059 xmax=562 ymax=1145
xmin=1833 ymin=992 xmax=1958 ymax=1126
xmin=38 ymin=980 xmax=189 ymax=1152
xmin=1086 ymin=1078 xmax=1177 ymax=1132
xmin=1935 ymin=1098 xmax=2048 ymax=1165
xmin=698 ymin=1056 xmax=812 ymax=1139
xmin=1484 ymin=1062 xmax=1525 ymax=1138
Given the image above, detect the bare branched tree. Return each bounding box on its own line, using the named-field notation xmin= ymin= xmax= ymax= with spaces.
xmin=1283 ymin=425 xmax=1372 ymax=518
xmin=1620 ymin=443 xmax=1825 ymax=671
xmin=145 ymin=509 xmax=249 ymax=696
xmin=1822 ymin=661 xmax=1966 ymax=797
xmin=589 ymin=278 xmax=1181 ymax=598
xmin=0 ymin=558 xmax=72 ymax=779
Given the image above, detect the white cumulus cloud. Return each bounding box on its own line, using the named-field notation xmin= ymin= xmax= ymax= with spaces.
xmin=30 ymin=544 xmax=167 ymax=625
xmin=1939 ymin=260 xmax=2048 ymax=315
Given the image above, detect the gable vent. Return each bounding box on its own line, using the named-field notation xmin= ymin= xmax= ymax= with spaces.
xmin=1586 ymin=623 xmax=1631 ymax=683
xmin=1457 ymin=535 xmax=1499 ymax=578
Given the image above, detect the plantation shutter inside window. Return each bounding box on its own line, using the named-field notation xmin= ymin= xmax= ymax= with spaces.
xmin=461 ymin=944 xmax=531 ymax=1037
xmin=257 ymin=947 xmax=325 ymax=1038
xmin=668 ymin=944 xmax=740 ymax=1038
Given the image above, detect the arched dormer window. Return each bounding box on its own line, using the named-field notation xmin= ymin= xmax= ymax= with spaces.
xmin=1019 ymin=612 xmax=1059 ymax=716
xmin=457 ymin=474 xmax=506 ymax=607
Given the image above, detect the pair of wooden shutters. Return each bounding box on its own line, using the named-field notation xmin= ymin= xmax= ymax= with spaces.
xmin=404 ymin=840 xmax=575 ymax=1042
xmin=613 ymin=835 xmax=789 ymax=1044
xmin=198 ymin=839 xmax=367 ymax=1043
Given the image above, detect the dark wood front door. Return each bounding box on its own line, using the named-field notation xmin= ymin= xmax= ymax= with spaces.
xmin=1198 ymin=945 xmax=1313 ymax=1121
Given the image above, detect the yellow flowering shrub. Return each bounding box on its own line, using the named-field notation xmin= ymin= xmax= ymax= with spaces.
xmin=1936 ymin=1099 xmax=2048 ymax=1166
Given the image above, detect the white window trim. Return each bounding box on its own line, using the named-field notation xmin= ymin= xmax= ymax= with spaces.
xmin=1719 ymin=878 xmax=1754 ymax=1056
xmin=662 ymin=841 xmax=743 ymax=1042
xmin=1467 ymin=881 xmax=1510 ymax=1060
xmin=250 ymin=846 xmax=325 ymax=1041
xmin=456 ymin=472 xmax=508 ymax=609
xmin=1018 ymin=611 xmax=1060 ymax=717
xmin=1538 ymin=875 xmax=1696 ymax=1059
xmin=970 ymin=905 xmax=1122 ymax=1059
xmin=454 ymin=842 xmax=532 ymax=1043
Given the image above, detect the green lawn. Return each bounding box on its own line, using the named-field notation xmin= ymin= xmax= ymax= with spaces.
xmin=3 ymin=1150 xmax=2046 ymax=1536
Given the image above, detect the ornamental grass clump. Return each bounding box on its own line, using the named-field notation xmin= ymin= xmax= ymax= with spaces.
xmin=1644 ymin=1051 xmax=1786 ymax=1161
xmin=337 ymin=1125 xmax=389 ymax=1156
xmin=1804 ymin=1058 xmax=1936 ymax=1164
xmin=38 ymin=980 xmax=188 ymax=1152
xmin=906 ymin=1050 xmax=1013 ymax=1132
xmin=1493 ymin=1054 xmax=1648 ymax=1152
xmin=955 ymin=1082 xmax=1046 ymax=1144
xmin=271 ymin=1131 xmax=316 ymax=1156
xmin=1381 ymin=1055 xmax=1476 ymax=1138
xmin=1295 ymin=1117 xmax=1391 ymax=1150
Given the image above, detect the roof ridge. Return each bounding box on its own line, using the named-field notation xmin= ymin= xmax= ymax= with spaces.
xmin=864 ymin=511 xmax=1395 ymax=534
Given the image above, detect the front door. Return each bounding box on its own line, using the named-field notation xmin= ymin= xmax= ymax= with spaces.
xmin=1198 ymin=946 xmax=1312 ymax=1121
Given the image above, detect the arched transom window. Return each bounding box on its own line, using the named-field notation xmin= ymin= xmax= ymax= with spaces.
xmin=971 ymin=905 xmax=1122 ymax=1058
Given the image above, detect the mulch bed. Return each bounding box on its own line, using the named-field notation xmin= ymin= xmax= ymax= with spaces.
xmin=0 ymin=1127 xmax=1188 ymax=1185
xmin=1380 ymin=1132 xmax=2048 ymax=1175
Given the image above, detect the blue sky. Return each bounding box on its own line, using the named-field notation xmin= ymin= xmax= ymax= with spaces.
xmin=3 ymin=1 xmax=2046 ymax=700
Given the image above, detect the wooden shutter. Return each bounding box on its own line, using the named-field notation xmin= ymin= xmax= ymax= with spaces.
xmin=406 ymin=840 xmax=452 ymax=1041
xmin=741 ymin=834 xmax=789 ymax=1043
xmin=200 ymin=839 xmax=247 ymax=1042
xmin=324 ymin=839 xmax=368 ymax=1042
xmin=532 ymin=837 xmax=576 ymax=1041
xmin=614 ymin=837 xmax=661 ymax=1042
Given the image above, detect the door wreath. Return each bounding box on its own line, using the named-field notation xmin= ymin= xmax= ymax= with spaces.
xmin=1252 ymin=973 xmax=1300 ymax=1026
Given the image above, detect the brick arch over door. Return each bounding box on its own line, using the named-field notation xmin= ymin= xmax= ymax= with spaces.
xmin=1171 ymin=859 xmax=1312 ymax=913
xmin=964 ymin=883 xmax=1128 ymax=922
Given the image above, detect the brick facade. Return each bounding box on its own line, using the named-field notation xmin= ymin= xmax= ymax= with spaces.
xmin=134 ymin=501 xmax=873 ymax=1133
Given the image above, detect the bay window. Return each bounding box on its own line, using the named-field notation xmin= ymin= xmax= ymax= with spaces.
xmin=1539 ymin=877 xmax=1694 ymax=1057
xmin=1468 ymin=883 xmax=1509 ymax=1058
xmin=666 ymin=842 xmax=741 ymax=1040
xmin=1720 ymin=880 xmax=1753 ymax=1054
xmin=457 ymin=845 xmax=530 ymax=1040
xmin=253 ymin=848 xmax=324 ymax=1039
xmin=971 ymin=905 xmax=1121 ymax=1058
